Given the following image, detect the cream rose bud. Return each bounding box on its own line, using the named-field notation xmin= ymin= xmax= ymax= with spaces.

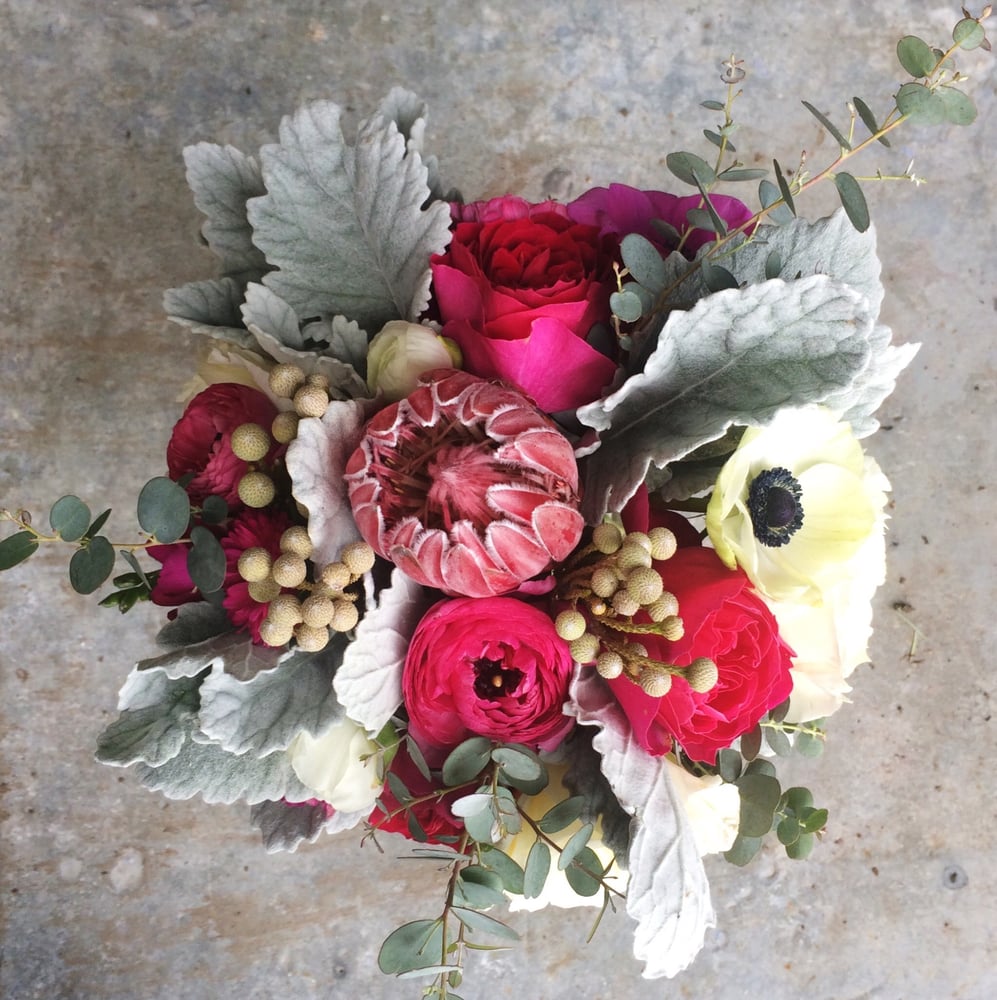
xmin=289 ymin=717 xmax=383 ymax=814
xmin=664 ymin=758 xmax=741 ymax=856
xmin=366 ymin=320 xmax=459 ymax=401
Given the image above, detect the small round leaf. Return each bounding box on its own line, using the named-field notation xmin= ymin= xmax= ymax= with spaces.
xmin=522 ymin=840 xmax=551 ymax=899
xmin=834 ymin=171 xmax=870 ymax=233
xmin=665 ymin=151 xmax=716 ymax=187
xmin=137 ymin=477 xmax=190 ymax=544
xmin=378 ymin=919 xmax=444 ymax=974
xmin=937 ymin=86 xmax=977 ymax=126
xmin=896 ymin=83 xmax=946 ymax=125
xmin=564 ymin=845 xmax=603 ymax=897
xmin=187 ymin=525 xmax=226 ymax=594
xmin=49 ymin=495 xmax=91 ymax=542
xmin=69 ymin=536 xmax=115 ymax=594
xmin=953 ymin=18 xmax=985 ymax=49
xmin=897 ymin=35 xmax=937 ymax=77
xmin=0 ymin=531 xmax=39 ymax=571
xmin=610 ymin=289 xmax=644 ymax=323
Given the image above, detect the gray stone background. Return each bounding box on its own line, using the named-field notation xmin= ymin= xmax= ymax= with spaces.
xmin=1 ymin=1 xmax=994 ymax=998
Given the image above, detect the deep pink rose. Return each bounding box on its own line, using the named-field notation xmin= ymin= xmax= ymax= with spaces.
xmin=346 ymin=369 xmax=584 ymax=598
xmin=566 ymin=183 xmax=755 ymax=257
xmin=608 ymin=546 xmax=794 ymax=764
xmin=403 ymin=597 xmax=575 ymax=754
xmin=430 ymin=196 xmax=618 ymax=412
xmin=166 ymin=383 xmax=282 ymax=506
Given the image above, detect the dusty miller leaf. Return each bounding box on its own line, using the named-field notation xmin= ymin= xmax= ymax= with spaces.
xmin=134 ymin=630 xmax=284 ymax=684
xmin=241 ymin=281 xmax=304 ymax=348
xmin=250 ymin=799 xmax=331 ymax=853
xmin=286 ymin=398 xmax=379 ymax=566
xmin=96 ymin=669 xmax=203 ymax=767
xmin=246 ymin=99 xmax=452 ymax=330
xmin=197 ymin=638 xmax=347 ymax=756
xmin=182 ymin=142 xmax=268 ymax=282
xmin=163 ymin=277 xmax=249 ymax=340
xmin=334 ymin=569 xmax=438 ymax=733
xmin=248 ymin=325 xmax=368 ymax=400
xmin=567 ymin=668 xmax=714 ymax=979
xmin=155 ymin=603 xmax=233 ymax=650
xmin=578 ymin=274 xmax=874 ymax=520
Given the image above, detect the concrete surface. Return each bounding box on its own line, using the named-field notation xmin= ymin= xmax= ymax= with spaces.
xmin=0 ymin=2 xmax=994 ymax=998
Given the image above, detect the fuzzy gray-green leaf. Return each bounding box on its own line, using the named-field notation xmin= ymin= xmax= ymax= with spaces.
xmin=247 ymin=100 xmax=452 ymax=330
xmin=250 ymin=799 xmax=332 ymax=854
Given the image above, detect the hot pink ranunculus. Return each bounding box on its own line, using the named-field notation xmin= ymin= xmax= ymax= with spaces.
xmin=345 ymin=369 xmax=584 ymax=598
xmin=166 ymin=383 xmax=282 ymax=506
xmin=430 ymin=196 xmax=618 ymax=412
xmin=566 ymin=183 xmax=754 ymax=257
xmin=607 ymin=546 xmax=794 ymax=764
xmin=403 ymin=597 xmax=575 ymax=754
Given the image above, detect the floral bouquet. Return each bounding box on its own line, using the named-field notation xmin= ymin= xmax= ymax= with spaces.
xmin=1 ymin=9 xmax=989 ymax=995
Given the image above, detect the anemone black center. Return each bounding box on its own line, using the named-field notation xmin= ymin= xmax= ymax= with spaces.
xmin=472 ymin=657 xmax=523 ymax=700
xmin=747 ymin=466 xmax=804 ymax=547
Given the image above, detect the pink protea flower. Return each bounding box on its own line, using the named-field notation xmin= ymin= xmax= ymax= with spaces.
xmin=345 ymin=369 xmax=585 ymax=598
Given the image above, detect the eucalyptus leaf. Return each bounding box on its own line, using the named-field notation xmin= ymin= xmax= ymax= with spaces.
xmin=69 ymin=536 xmax=115 ymax=594
xmin=442 ymin=738 xmax=494 ymax=787
xmin=537 ymin=796 xmax=586 ymax=835
xmin=896 ymin=35 xmax=936 ymax=77
xmin=480 ymin=848 xmax=525 ymax=895
xmin=834 ymin=172 xmax=870 ymax=233
xmin=523 ymin=840 xmax=552 ymax=899
xmin=801 ymin=101 xmax=851 ymax=150
xmin=716 ymin=167 xmax=768 ymax=182
xmin=0 ymin=531 xmax=38 ymax=571
xmin=450 ymin=907 xmax=520 ymax=940
xmin=758 ymin=179 xmax=794 ymax=226
xmin=937 ymin=86 xmax=977 ymax=126
xmin=198 ymin=639 xmax=347 ymax=755
xmin=777 ymin=815 xmax=802 ymax=846
xmin=183 ymin=142 xmax=268 ymax=282
xmin=186 ymin=525 xmax=226 ymax=594
xmin=49 ymin=495 xmax=91 ymax=542
xmin=723 ymin=833 xmax=764 ymax=866
xmin=568 ymin=668 xmax=714 ymax=978
xmin=896 ymin=82 xmax=947 ymax=126
xmin=953 ymin=17 xmax=985 ymax=49
xmin=620 ymin=233 xmax=666 ymax=293
xmin=786 ymin=831 xmax=815 ymax=859
xmin=801 ymin=807 xmax=829 ymax=834
xmin=783 ymin=786 xmax=814 ymax=813
xmin=137 ymin=477 xmax=190 ymax=544
xmin=736 ymin=772 xmax=782 ymax=837
xmin=456 ymin=868 xmax=507 ymax=908
xmin=795 ymin=730 xmax=825 ymax=757
xmin=665 ymin=151 xmax=715 ymax=187
xmin=378 ymin=919 xmax=445 ymax=975
xmin=610 ymin=289 xmax=644 ymax=323
xmin=491 ymin=746 xmax=543 ymax=783
xmin=247 ymin=99 xmax=453 ymax=330
xmin=578 ymin=274 xmax=874 ymax=520
xmin=564 ymin=845 xmax=603 ymax=897
xmin=764 ymin=726 xmax=793 ymax=757
xmin=717 ymin=749 xmax=742 ymax=783
xmin=739 ymin=726 xmax=762 ymax=761
xmin=852 ymin=96 xmax=891 ymax=147
xmin=772 ymin=160 xmax=796 ymax=215
xmin=557 ymin=822 xmax=594 ymax=871
xmin=450 ymin=793 xmax=494 ymax=819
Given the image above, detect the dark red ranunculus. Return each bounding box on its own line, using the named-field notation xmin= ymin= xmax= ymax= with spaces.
xmin=166 ymin=383 xmax=282 ymax=506
xmin=430 ymin=196 xmax=618 ymax=412
xmin=566 ymin=183 xmax=755 ymax=257
xmin=403 ymin=596 xmax=575 ymax=755
xmin=608 ymin=546 xmax=794 ymax=765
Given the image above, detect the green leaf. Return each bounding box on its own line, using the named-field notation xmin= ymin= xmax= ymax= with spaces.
xmin=717 ymin=748 xmax=742 ymax=784
xmin=783 ymin=786 xmax=814 ymax=814
xmin=610 ymin=289 xmax=644 ymax=323
xmin=450 ymin=907 xmax=520 ymax=940
xmin=736 ymin=772 xmax=782 ymax=837
xmin=0 ymin=531 xmax=39 ymax=571
xmin=665 ymin=151 xmax=716 ymax=187
xmin=834 ymin=172 xmax=870 ymax=233
xmin=537 ymin=795 xmax=586 ymax=835
xmin=743 ymin=758 xmax=777 ymax=779
xmin=406 ymin=810 xmax=428 ymax=842
xmin=897 ymin=35 xmax=937 ymax=77
xmin=197 ymin=640 xmax=346 ymax=755
xmin=163 ymin=277 xmax=250 ymax=338
xmin=772 ymin=160 xmax=796 ymax=215
xmin=764 ymin=726 xmax=793 ymax=757
xmin=852 ymin=96 xmax=891 ymax=147
xmin=557 ymin=822 xmax=594 ymax=871
xmin=491 ymin=745 xmax=543 ymax=783
xmin=462 ymin=799 xmax=500 ymax=844
xmin=716 ymin=167 xmax=768 ymax=182
xmin=769 ymin=698 xmax=790 ymax=724
xmin=186 ymin=525 xmax=226 ymax=594
xmin=564 ymin=845 xmax=603 ymax=897
xmin=739 ymin=724 xmax=762 ymax=762
xmin=620 ymin=233 xmax=666 ymax=293
xmin=763 ymin=250 xmax=782 ymax=280
xmin=701 ymin=99 xmax=725 ymax=111
xmin=182 ymin=142 xmax=268 ymax=282
xmin=953 ymin=17 xmax=985 ymax=49
xmin=378 ymin=919 xmax=444 ymax=974
xmin=724 ymin=833 xmax=764 ymax=866
xmin=785 ymin=831 xmax=815 ymax=860
xmin=456 ymin=867 xmax=507 ymax=908
xmin=120 ymin=549 xmax=153 ymax=590
xmin=137 ymin=477 xmax=191 ymax=544
xmin=700 ymin=259 xmax=738 ymax=292
xmin=702 ymin=128 xmax=734 ymax=152
xmin=523 ymin=840 xmax=551 ymax=899
xmin=200 ymin=495 xmax=228 ymax=525
xmin=801 ymin=101 xmax=851 ymax=150
xmin=577 ymin=273 xmax=874 ymax=520
xmin=776 ymin=815 xmax=801 ymax=846
xmin=937 ymin=86 xmax=977 ymax=126
xmin=49 ymin=495 xmax=91 ymax=542
xmin=479 ymin=848 xmax=525 ymax=895
xmin=758 ymin=179 xmax=794 ymax=225
xmin=895 ymin=82 xmax=947 ymax=125
xmin=82 ymin=508 xmax=111 ymax=541
xmin=800 ymin=807 xmax=829 ymax=834
xmin=795 ymin=730 xmax=825 ymax=757
xmin=250 ymin=799 xmax=331 ymax=854
xmin=69 ymin=536 xmax=115 ymax=594
xmin=247 ymin=98 xmax=453 ymax=330
xmin=442 ymin=737 xmax=494 ymax=787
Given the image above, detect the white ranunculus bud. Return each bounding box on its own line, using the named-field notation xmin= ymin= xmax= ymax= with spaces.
xmin=289 ymin=717 xmax=382 ymax=814
xmin=366 ymin=320 xmax=459 ymax=401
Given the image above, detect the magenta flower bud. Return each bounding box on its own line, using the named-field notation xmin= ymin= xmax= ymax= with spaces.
xmin=345 ymin=369 xmax=584 ymax=597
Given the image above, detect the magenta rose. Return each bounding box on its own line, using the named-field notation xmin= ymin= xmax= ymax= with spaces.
xmin=430 ymin=196 xmax=618 ymax=412
xmin=166 ymin=383 xmax=282 ymax=506
xmin=566 ymin=183 xmax=754 ymax=257
xmin=608 ymin=546 xmax=794 ymax=764
xmin=403 ymin=597 xmax=575 ymax=754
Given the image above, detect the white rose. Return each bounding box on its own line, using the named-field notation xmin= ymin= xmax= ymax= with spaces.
xmin=289 ymin=717 xmax=382 ymax=814
xmin=665 ymin=758 xmax=741 ymax=856
xmin=366 ymin=320 xmax=459 ymax=401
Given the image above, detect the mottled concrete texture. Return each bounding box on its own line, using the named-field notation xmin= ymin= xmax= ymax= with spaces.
xmin=1 ymin=2 xmax=994 ymax=998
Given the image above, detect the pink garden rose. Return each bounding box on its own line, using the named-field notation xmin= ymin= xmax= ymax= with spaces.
xmin=566 ymin=183 xmax=754 ymax=256
xmin=403 ymin=597 xmax=575 ymax=754
xmin=608 ymin=545 xmax=794 ymax=764
xmin=346 ymin=369 xmax=584 ymax=598
xmin=166 ymin=383 xmax=282 ymax=506
xmin=430 ymin=196 xmax=618 ymax=412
